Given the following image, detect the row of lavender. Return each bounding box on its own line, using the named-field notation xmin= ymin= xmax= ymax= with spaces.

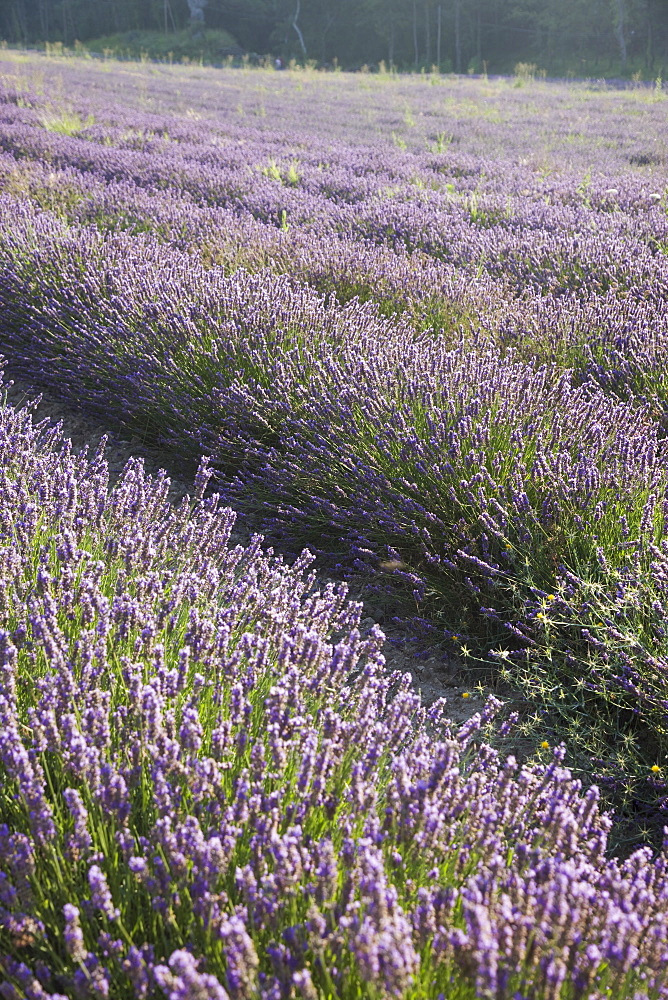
xmin=1 ymin=68 xmax=668 ymax=399
xmin=1 ymin=380 xmax=667 ymax=999
xmin=0 ymin=55 xmax=668 ymax=993
xmin=1 ymin=189 xmax=667 ymax=823
xmin=1 ymin=78 xmax=668 ymax=298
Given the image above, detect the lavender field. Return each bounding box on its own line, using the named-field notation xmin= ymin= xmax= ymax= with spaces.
xmin=1 ymin=51 xmax=668 ymax=998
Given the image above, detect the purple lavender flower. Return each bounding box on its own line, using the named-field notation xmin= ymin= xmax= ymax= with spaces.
xmin=63 ymin=788 xmax=92 ymax=860
xmin=154 ymin=950 xmax=229 ymax=1000
xmin=63 ymin=903 xmax=87 ymax=963
xmin=87 ymin=865 xmax=119 ymax=921
xmin=216 ymin=914 xmax=259 ymax=998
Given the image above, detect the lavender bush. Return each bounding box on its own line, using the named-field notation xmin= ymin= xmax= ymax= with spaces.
xmin=1 ymin=382 xmax=668 ymax=999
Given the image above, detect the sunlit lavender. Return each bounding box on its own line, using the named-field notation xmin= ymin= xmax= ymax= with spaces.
xmin=1 ymin=52 xmax=668 ymax=998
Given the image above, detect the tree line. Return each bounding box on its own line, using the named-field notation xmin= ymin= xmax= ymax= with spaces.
xmin=2 ymin=0 xmax=668 ymax=76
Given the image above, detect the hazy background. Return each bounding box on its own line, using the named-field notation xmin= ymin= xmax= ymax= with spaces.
xmin=2 ymin=0 xmax=668 ymax=78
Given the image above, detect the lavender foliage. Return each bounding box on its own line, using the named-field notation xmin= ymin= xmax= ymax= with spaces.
xmin=0 ymin=387 xmax=666 ymax=997
xmin=0 ymin=55 xmax=668 ymax=995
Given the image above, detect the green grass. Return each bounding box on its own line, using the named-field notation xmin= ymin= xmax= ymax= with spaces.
xmin=38 ymin=110 xmax=94 ymax=136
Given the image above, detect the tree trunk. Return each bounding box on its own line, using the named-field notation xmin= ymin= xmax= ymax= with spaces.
xmin=646 ymin=0 xmax=654 ymax=71
xmin=436 ymin=4 xmax=441 ymax=67
xmin=613 ymin=0 xmax=627 ymax=65
xmin=413 ymin=0 xmax=419 ymax=69
xmin=476 ymin=4 xmax=481 ymax=65
xmin=425 ymin=1 xmax=431 ymax=66
xmin=292 ymin=0 xmax=307 ymax=57
xmin=454 ymin=0 xmax=462 ymax=73
xmin=186 ymin=0 xmax=208 ymax=31
xmin=38 ymin=0 xmax=48 ymax=39
xmin=320 ymin=9 xmax=336 ymax=63
xmin=13 ymin=0 xmax=28 ymax=41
